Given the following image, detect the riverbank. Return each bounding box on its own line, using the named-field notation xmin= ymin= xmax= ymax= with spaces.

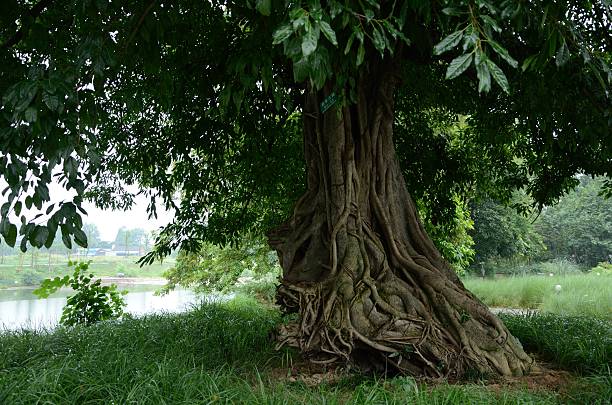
xmin=0 ymin=296 xmax=609 ymax=404
xmin=0 ymin=277 xmax=167 ymax=291
xmin=0 ymin=255 xmax=175 ymax=289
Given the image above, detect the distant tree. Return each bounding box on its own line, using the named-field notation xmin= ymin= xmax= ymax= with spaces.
xmin=537 ymin=177 xmax=612 ymax=267
xmin=82 ymin=223 xmax=101 ymax=252
xmin=470 ymin=198 xmax=545 ymax=265
xmin=113 ymin=227 xmax=147 ymax=253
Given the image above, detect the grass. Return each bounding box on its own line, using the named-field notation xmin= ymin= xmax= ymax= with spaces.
xmin=464 ymin=273 xmax=612 ymax=318
xmin=0 ymin=255 xmax=175 ymax=288
xmin=500 ymin=313 xmax=611 ymax=374
xmin=0 ymin=296 xmax=610 ymax=404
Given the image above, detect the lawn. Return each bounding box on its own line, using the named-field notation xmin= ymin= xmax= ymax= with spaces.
xmin=464 ymin=273 xmax=612 ymax=319
xmin=0 ymin=296 xmax=609 ymax=404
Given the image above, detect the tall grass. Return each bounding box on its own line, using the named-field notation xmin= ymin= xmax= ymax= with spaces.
xmin=2 ymin=296 xmax=605 ymax=404
xmin=464 ymin=274 xmax=612 ymax=318
xmin=501 ymin=313 xmax=611 ymax=375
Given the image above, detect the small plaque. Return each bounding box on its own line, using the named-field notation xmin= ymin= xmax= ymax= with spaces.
xmin=320 ymin=92 xmax=338 ymax=113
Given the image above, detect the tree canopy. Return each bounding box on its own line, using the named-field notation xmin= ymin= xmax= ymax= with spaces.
xmin=0 ymin=0 xmax=609 ymax=256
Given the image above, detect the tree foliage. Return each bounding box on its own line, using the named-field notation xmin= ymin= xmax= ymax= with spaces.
xmin=0 ymin=0 xmax=609 ymax=260
xmin=470 ymin=196 xmax=545 ymax=264
xmin=537 ymin=176 xmax=612 ymax=267
xmin=161 ymin=235 xmax=280 ymax=295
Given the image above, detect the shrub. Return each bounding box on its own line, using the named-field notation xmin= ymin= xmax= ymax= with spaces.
xmin=591 ymin=262 xmax=612 ymax=276
xmin=33 ymin=261 xmax=126 ymax=326
xmin=19 ymin=269 xmax=45 ymax=286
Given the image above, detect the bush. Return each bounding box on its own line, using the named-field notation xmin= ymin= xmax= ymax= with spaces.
xmin=591 ymin=262 xmax=612 ymax=276
xmin=19 ymin=269 xmax=45 ymax=286
xmin=33 ymin=261 xmax=126 ymax=326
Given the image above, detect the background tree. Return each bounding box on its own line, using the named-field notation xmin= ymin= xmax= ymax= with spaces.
xmin=537 ymin=176 xmax=612 ymax=267
xmin=82 ymin=223 xmax=101 ymax=253
xmin=113 ymin=227 xmax=147 ymax=253
xmin=470 ymin=197 xmax=545 ymax=265
xmin=0 ymin=0 xmax=610 ymax=378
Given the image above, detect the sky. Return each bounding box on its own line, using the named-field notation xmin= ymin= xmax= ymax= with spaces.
xmin=80 ymin=195 xmax=173 ymax=241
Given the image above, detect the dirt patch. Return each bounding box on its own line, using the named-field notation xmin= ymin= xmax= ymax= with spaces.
xmin=268 ymin=357 xmax=351 ymax=386
xmin=486 ymin=363 xmax=574 ymax=394
xmin=268 ymin=357 xmax=574 ymax=394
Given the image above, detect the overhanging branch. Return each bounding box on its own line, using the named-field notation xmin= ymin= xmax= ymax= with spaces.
xmin=1 ymin=0 xmax=54 ymax=50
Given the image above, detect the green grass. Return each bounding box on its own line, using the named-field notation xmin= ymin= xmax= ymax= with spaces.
xmin=501 ymin=313 xmax=611 ymax=375
xmin=0 ymin=296 xmax=609 ymax=404
xmin=0 ymin=255 xmax=174 ymax=288
xmin=464 ymin=274 xmax=612 ymax=318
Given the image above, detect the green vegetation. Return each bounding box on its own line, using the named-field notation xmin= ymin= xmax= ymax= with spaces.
xmin=0 ymin=255 xmax=174 ymax=288
xmin=465 ymin=274 xmax=612 ymax=318
xmin=469 ymin=177 xmax=612 ymax=277
xmin=499 ymin=313 xmax=611 ymax=375
xmin=536 ymin=177 xmax=612 ymax=267
xmin=33 ymin=261 xmax=127 ymax=326
xmin=1 ymin=297 xmax=609 ymax=404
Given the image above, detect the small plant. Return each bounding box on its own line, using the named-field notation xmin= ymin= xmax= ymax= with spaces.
xmin=591 ymin=262 xmax=612 ymax=276
xmin=33 ymin=261 xmax=127 ymax=326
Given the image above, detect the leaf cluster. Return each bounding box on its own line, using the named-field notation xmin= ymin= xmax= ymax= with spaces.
xmin=34 ymin=260 xmax=126 ymax=326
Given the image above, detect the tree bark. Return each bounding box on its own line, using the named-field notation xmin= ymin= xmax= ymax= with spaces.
xmin=268 ymin=61 xmax=534 ymax=378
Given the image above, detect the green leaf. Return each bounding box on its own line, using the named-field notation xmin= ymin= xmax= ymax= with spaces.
xmin=5 ymin=223 xmax=17 ymax=247
xmin=272 ymin=24 xmax=293 ymax=45
xmin=61 ymin=224 xmax=72 ymax=249
xmin=14 ymin=201 xmax=22 ymax=216
xmin=480 ymin=15 xmax=501 ymax=33
xmin=521 ymin=54 xmax=538 ymax=72
xmin=24 ymin=107 xmax=38 ymax=123
xmin=1 ymin=202 xmax=9 ymax=217
xmin=344 ymin=32 xmax=355 ymax=54
xmin=74 ymin=227 xmax=88 ymax=248
xmin=476 ymin=60 xmax=491 ymax=93
xmin=486 ymin=59 xmax=510 ymax=93
xmin=434 ymin=30 xmax=463 ymax=55
xmin=372 ymin=27 xmax=386 ymax=55
xmin=445 ymin=53 xmax=473 ymax=80
xmin=256 ymin=0 xmax=271 ymax=16
xmin=442 ymin=7 xmax=463 ymax=16
xmin=556 ymin=40 xmax=570 ymax=67
xmin=33 ymin=225 xmax=49 ymax=247
xmin=356 ymin=43 xmax=365 ymax=67
xmin=42 ymin=93 xmax=59 ymax=111
xmin=489 ymin=40 xmax=518 ymax=68
xmin=319 ymin=21 xmax=337 ymax=46
xmin=301 ymin=27 xmax=318 ymax=57
xmin=292 ymin=57 xmax=309 ymax=82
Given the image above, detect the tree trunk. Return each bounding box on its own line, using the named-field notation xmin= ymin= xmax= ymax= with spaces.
xmin=268 ymin=62 xmax=533 ymax=378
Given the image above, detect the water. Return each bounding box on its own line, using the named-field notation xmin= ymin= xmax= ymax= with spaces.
xmin=0 ymin=284 xmax=203 ymax=331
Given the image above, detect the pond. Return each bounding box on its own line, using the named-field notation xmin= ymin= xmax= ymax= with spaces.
xmin=0 ymin=284 xmax=207 ymax=331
